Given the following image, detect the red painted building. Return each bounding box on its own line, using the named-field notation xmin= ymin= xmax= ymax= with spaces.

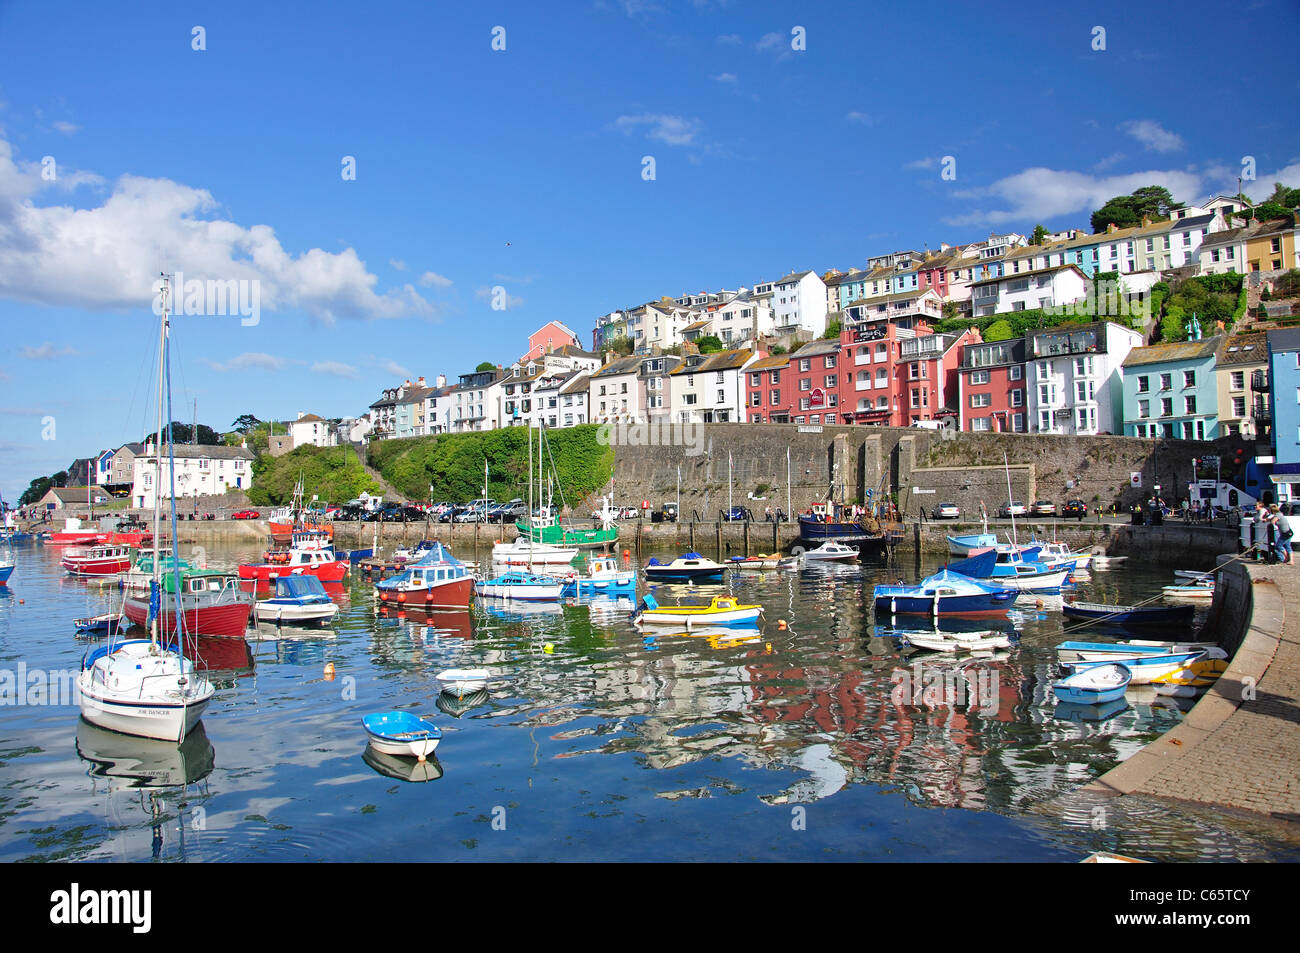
xmin=957 ymin=337 xmax=1028 ymax=432
xmin=745 ymin=353 xmax=792 ymax=423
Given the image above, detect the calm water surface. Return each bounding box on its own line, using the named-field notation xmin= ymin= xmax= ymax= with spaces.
xmin=1 ymin=540 xmax=1296 ymax=862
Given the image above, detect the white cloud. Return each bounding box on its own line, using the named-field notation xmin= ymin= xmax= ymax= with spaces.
xmin=712 ymin=72 xmax=738 ymax=84
xmin=380 ymin=359 xmax=413 ymax=378
xmin=905 ymin=156 xmax=938 ymax=170
xmin=612 ymin=113 xmax=700 ymax=147
xmin=418 ymin=271 xmax=452 ymax=288
xmin=755 ymin=32 xmax=783 ymax=52
xmin=493 ymin=273 xmax=536 ymax=285
xmin=52 ymin=121 xmax=80 ymax=135
xmin=0 ymin=136 xmax=437 ymax=324
xmin=716 ymin=34 xmax=743 ymax=45
xmin=845 ymin=111 xmax=873 ymax=125
xmin=310 ymin=361 xmax=358 ymax=379
xmin=942 ymin=166 xmax=1204 ymax=227
xmin=389 ymin=259 xmax=407 ymax=271
xmin=20 ymin=342 xmax=77 ymax=360
xmin=1092 ymin=152 xmax=1127 ymax=172
xmin=202 ymin=352 xmax=286 ymax=372
xmin=1120 ymin=120 xmax=1184 ymax=153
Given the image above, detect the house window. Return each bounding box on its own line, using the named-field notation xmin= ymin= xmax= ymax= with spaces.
xmin=824 ymin=356 xmax=837 ymax=369
xmin=1010 ymin=390 xmax=1023 ymax=407
xmin=824 ymin=375 xmax=836 ymax=388
xmin=971 ymin=417 xmax=992 ymax=432
xmin=750 ymin=392 xmax=760 ymax=407
xmin=1138 ymin=399 xmax=1149 ymax=419
xmin=1230 ymin=370 xmax=1244 ymax=390
xmin=799 ymin=398 xmax=810 ymax=411
xmin=799 ymin=379 xmax=811 ymax=391
xmin=1185 ymin=395 xmax=1197 ymax=415
xmin=1161 ymin=397 xmax=1173 ymax=417
xmin=717 ymin=390 xmax=725 ymax=403
xmin=970 ymin=370 xmax=990 ymax=385
xmin=1183 ymin=370 xmax=1195 ymax=388
xmin=970 ymin=393 xmax=991 ymax=408
xmin=751 ymin=373 xmax=761 ymax=387
xmin=770 ymin=390 xmax=780 ymax=405
xmin=1159 ymin=373 xmax=1172 ymax=391
xmin=1008 ymin=366 xmax=1023 ymax=381
xmin=1137 ymin=375 xmax=1149 ymax=393
xmin=799 ymin=359 xmax=810 ymax=372
xmin=1233 ymin=396 xmax=1246 ymax=417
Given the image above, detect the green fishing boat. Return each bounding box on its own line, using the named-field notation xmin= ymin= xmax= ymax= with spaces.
xmin=512 ymin=424 xmax=619 ymax=548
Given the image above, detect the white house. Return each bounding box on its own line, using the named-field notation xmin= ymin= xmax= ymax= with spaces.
xmin=289 ymin=413 xmax=338 ymax=448
xmin=1024 ymin=321 xmax=1141 ymax=436
xmin=589 ymin=355 xmax=642 ymax=424
xmin=770 ymin=270 xmax=829 ymax=336
xmin=132 ymin=443 xmax=256 ymax=509
xmin=969 ymin=264 xmax=1089 ymax=317
xmin=448 ymin=367 xmax=504 ymax=433
xmin=669 ymin=348 xmax=758 ymax=423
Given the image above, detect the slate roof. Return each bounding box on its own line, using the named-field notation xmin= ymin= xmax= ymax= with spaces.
xmin=1216 ymin=333 xmax=1267 ymax=367
xmin=1267 ymin=328 xmax=1300 ymax=353
xmin=1121 ymin=336 xmax=1222 ymax=368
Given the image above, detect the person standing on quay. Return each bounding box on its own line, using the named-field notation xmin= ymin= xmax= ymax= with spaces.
xmin=1270 ymin=504 xmax=1293 ymax=565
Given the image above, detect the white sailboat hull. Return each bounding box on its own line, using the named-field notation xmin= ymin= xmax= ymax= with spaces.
xmin=78 ymin=676 xmax=211 ymax=742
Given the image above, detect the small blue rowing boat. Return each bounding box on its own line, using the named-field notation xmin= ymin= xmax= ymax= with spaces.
xmin=362 ymin=711 xmax=442 ymax=761
xmin=1053 ymin=662 xmax=1131 ymax=704
xmin=1062 ymin=601 xmax=1194 ymax=627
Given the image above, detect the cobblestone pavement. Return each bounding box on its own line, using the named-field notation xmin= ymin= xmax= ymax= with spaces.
xmin=1087 ymin=565 xmax=1299 ymax=824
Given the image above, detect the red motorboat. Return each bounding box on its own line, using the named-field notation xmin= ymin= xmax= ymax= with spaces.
xmin=238 ymin=533 xmax=348 ymax=583
xmin=122 ymin=569 xmax=254 ymax=639
xmin=373 ymin=542 xmax=473 ymax=609
xmin=61 ymin=543 xmax=135 ymax=576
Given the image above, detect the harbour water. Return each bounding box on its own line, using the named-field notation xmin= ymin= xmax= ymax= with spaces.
xmin=1 ymin=542 xmax=1296 ymax=862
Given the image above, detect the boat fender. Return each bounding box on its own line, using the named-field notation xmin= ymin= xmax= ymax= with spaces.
xmin=398 ymin=592 xmax=406 ymax=602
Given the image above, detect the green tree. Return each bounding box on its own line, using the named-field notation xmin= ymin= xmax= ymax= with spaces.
xmin=1161 ymin=304 xmax=1187 ymax=342
xmin=983 ymin=319 xmax=1015 ymax=342
xmin=1090 ymin=185 xmax=1182 ymax=232
xmin=1029 ymin=224 xmax=1048 ymax=245
xmin=144 ymin=422 xmax=221 ymax=446
xmin=695 ymin=335 xmax=724 ymax=354
xmin=821 ymin=319 xmax=842 ymax=339
xmin=604 ymin=335 xmax=634 ymax=356
xmin=1266 ymin=182 xmax=1300 ymax=208
xmin=475 ymin=361 xmax=497 ymax=373
xmin=769 ymin=344 xmax=787 ymax=355
xmin=231 ymin=414 xmax=261 ymax=433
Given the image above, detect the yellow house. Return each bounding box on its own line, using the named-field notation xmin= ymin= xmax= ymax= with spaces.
xmin=1244 ymin=213 xmax=1299 ymax=273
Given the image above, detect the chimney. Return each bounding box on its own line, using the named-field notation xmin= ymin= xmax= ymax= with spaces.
xmin=605 ymin=349 xmax=615 ymax=365
xmin=1141 ymin=215 xmax=1151 ymax=227
xmin=417 ymin=376 xmax=426 ymax=386
xmin=403 ymin=379 xmax=411 ymax=387
xmin=297 ymin=411 xmax=305 ymax=420
xmin=1106 ymin=223 xmax=1118 ymax=234
xmin=436 ymin=374 xmax=446 ymax=388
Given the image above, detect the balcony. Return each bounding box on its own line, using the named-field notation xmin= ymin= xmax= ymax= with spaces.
xmin=1252 ymin=370 xmax=1269 ymax=392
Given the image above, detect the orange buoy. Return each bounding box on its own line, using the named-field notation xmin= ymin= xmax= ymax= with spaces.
xmin=398 ymin=592 xmax=406 ymax=603
xmin=324 ymin=662 xmax=336 ymax=680
xmin=777 ymin=619 xmax=788 ymax=630
xmin=622 ymin=549 xmax=631 ymax=558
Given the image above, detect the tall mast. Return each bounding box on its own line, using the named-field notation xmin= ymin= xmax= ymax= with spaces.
xmin=151 ymin=276 xmax=168 ymax=648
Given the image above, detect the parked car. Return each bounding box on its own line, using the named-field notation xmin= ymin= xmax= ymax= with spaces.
xmin=720 ymin=506 xmax=754 ymax=522
xmin=231 ymin=509 xmax=260 ymax=520
xmin=998 ymin=501 xmax=1027 ymax=518
xmin=931 ymin=502 xmax=961 ymax=520
xmin=333 ymin=505 xmax=363 ymax=521
xmin=489 ymin=499 xmax=527 ymax=522
xmin=1030 ymin=500 xmax=1057 ymax=516
xmin=454 ymin=505 xmax=488 ymax=523
xmin=661 ymin=502 xmax=678 ymax=522
xmin=1062 ymin=499 xmax=1089 ymax=520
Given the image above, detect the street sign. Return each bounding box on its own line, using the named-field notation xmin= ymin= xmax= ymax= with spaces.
xmin=1130 ymin=472 xmax=1142 ymax=488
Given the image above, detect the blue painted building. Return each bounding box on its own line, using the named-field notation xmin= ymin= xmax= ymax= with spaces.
xmin=1120 ymin=336 xmax=1222 ymax=441
xmin=1266 ymin=328 xmax=1300 ymax=502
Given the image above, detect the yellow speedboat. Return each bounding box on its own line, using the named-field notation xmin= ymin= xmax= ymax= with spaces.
xmin=632 ymin=594 xmax=762 ymax=628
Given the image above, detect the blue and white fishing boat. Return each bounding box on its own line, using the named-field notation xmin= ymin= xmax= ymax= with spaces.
xmin=477 ymin=570 xmax=563 ymax=601
xmin=945 ymin=546 xmax=1069 ymax=592
xmin=1052 ymin=662 xmax=1132 ymax=704
xmin=362 ymin=710 xmax=441 ymax=761
xmin=1061 ymin=648 xmax=1207 ymax=685
xmin=0 ymin=557 xmax=13 ymax=586
xmin=1055 ymin=640 xmax=1223 ymax=664
xmin=1054 ymin=697 xmax=1131 ymax=722
xmin=255 ymin=574 xmax=339 ymax=625
xmin=873 ymin=569 xmax=1017 ymax=617
xmin=558 ymin=555 xmax=635 ymax=596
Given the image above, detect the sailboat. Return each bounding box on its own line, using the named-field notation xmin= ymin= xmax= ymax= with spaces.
xmin=512 ymin=420 xmax=617 ymax=548
xmin=491 ymin=422 xmax=577 ymax=567
xmin=78 ymin=276 xmax=216 ymax=743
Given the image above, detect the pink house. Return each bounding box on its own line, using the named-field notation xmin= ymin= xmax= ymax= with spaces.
xmin=524 ymin=321 xmax=580 ymax=360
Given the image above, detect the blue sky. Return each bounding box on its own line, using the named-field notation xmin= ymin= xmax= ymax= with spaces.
xmin=1 ymin=0 xmax=1297 ymax=500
